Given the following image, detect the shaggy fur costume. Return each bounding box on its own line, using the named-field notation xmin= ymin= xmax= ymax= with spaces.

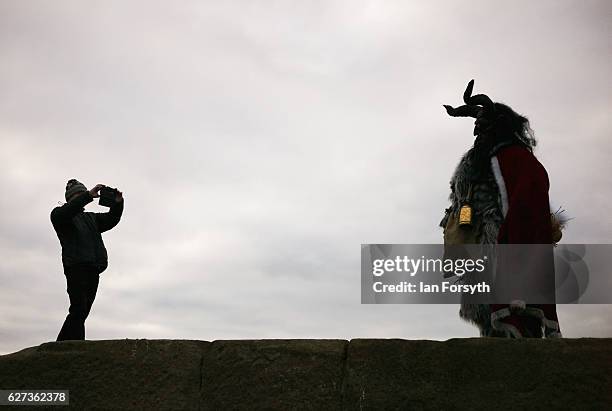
xmin=440 ymin=141 xmax=508 ymax=337
xmin=441 ymin=141 xmax=562 ymax=338
xmin=442 ymin=80 xmax=562 ymax=338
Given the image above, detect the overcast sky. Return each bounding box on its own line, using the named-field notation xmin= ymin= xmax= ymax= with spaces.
xmin=1 ymin=0 xmax=611 ymax=354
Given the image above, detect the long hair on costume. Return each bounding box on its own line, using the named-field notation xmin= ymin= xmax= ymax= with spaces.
xmin=470 ymin=102 xmax=537 ymax=178
xmin=491 ymin=102 xmax=537 ymax=150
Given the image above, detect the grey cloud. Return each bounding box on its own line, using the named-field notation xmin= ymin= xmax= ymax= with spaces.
xmin=1 ymin=0 xmax=611 ymax=354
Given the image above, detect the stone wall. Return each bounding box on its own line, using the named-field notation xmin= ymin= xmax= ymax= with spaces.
xmin=0 ymin=338 xmax=609 ymax=409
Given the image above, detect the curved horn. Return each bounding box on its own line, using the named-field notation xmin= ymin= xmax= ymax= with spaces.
xmin=443 ymin=104 xmax=480 ymax=118
xmin=463 ymin=79 xmax=475 ymax=104
xmin=468 ymin=94 xmax=495 ymax=112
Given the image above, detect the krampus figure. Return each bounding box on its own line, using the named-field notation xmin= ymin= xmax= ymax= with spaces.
xmin=440 ymin=80 xmax=563 ymax=338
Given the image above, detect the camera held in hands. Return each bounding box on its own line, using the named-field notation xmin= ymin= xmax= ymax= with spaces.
xmin=99 ymin=186 xmax=119 ymax=207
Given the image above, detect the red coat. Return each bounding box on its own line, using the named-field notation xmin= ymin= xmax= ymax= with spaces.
xmin=496 ymin=145 xmax=553 ymax=244
xmin=490 ymin=145 xmax=561 ymax=337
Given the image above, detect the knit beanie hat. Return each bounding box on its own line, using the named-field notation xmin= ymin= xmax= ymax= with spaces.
xmin=65 ymin=179 xmax=87 ymax=201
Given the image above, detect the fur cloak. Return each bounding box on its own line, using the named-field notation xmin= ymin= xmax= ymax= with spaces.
xmin=442 ymin=142 xmax=562 ymax=338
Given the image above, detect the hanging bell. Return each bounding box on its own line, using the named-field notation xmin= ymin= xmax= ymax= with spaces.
xmin=459 ymin=204 xmax=472 ymax=226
